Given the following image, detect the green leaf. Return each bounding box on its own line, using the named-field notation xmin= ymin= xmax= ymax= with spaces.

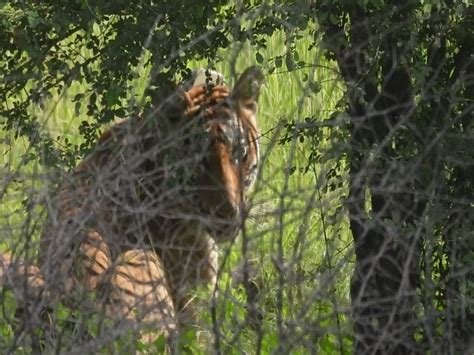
xmin=285 ymin=53 xmax=295 ymax=71
xmin=106 ymin=84 xmax=123 ymax=107
xmin=293 ymin=49 xmax=300 ymax=62
xmin=309 ymin=81 xmax=321 ymax=94
xmin=73 ymin=93 xmax=84 ymax=102
xmin=275 ymin=56 xmax=283 ymax=68
xmin=75 ymin=101 xmax=81 ymax=116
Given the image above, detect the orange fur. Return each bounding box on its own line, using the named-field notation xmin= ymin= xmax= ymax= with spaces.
xmin=4 ymin=67 xmax=264 ymax=340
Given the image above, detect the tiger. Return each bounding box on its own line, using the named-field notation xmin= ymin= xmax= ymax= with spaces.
xmin=31 ymin=65 xmax=264 ymax=340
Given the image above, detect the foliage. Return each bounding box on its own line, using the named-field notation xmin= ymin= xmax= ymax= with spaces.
xmin=269 ymin=1 xmax=473 ymax=353
xmin=1 ymin=0 xmax=235 ymax=168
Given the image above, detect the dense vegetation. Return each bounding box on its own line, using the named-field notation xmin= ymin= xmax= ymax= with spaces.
xmin=1 ymin=1 xmax=473 ymax=353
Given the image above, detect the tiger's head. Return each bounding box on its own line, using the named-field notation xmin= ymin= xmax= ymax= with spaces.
xmin=194 ymin=66 xmax=264 ymax=238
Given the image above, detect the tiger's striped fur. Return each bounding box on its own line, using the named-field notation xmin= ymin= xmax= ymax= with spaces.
xmin=34 ymin=66 xmax=264 ymax=339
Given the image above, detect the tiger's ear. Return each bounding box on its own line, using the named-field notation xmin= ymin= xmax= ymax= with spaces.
xmin=231 ymin=66 xmax=264 ymax=106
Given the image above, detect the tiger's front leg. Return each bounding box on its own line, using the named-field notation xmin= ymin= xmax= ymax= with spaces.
xmin=103 ymin=249 xmax=177 ymax=341
xmin=159 ymin=233 xmax=219 ymax=328
xmin=64 ymin=231 xmax=177 ymax=341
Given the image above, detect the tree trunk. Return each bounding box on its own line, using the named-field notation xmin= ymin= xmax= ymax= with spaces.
xmin=319 ymin=4 xmax=422 ymax=353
